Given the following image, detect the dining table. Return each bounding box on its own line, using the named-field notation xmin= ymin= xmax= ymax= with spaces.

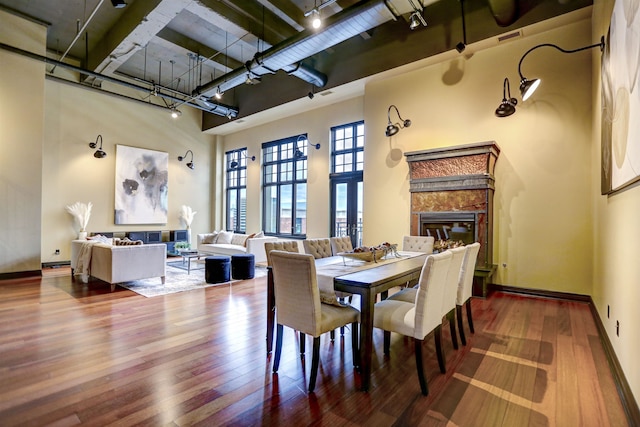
xmin=266 ymin=251 xmax=428 ymax=392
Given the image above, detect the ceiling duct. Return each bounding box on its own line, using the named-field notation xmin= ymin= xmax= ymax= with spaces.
xmin=193 ymin=0 xmax=396 ymax=99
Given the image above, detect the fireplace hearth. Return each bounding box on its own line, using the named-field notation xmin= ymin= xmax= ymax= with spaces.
xmin=405 ymin=141 xmax=500 ymax=296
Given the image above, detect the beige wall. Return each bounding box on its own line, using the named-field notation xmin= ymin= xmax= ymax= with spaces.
xmin=591 ymin=0 xmax=640 ymax=406
xmin=0 ymin=10 xmax=46 ymax=274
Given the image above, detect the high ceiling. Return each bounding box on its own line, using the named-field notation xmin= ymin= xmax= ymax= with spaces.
xmin=0 ymin=0 xmax=591 ymax=133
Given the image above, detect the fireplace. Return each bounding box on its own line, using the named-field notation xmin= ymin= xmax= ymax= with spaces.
xmin=405 ymin=142 xmax=500 ymax=296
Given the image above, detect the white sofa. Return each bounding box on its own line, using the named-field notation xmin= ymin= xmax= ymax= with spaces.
xmin=71 ymin=240 xmax=166 ymax=289
xmin=197 ymin=232 xmax=277 ymax=264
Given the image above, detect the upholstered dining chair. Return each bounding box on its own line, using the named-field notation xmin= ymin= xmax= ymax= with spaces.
xmin=265 ymin=240 xmax=300 ymax=266
xmin=330 ymin=236 xmax=353 ymax=255
xmin=372 ymin=251 xmax=452 ymax=396
xmin=270 ymin=251 xmax=360 ymax=393
xmin=303 ymin=238 xmax=333 ymax=259
xmin=456 ymin=242 xmax=481 ymax=346
xmin=387 ymin=246 xmax=467 ymax=352
xmin=402 ymin=235 xmax=435 ymax=254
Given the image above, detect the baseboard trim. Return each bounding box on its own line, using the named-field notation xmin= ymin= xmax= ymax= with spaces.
xmin=490 ymin=284 xmax=640 ymax=425
xmin=0 ymin=270 xmax=42 ymax=280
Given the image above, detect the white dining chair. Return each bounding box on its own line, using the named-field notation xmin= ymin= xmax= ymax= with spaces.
xmin=402 ymin=235 xmax=435 ymax=254
xmin=270 ymin=250 xmax=360 ymax=393
xmin=372 ymin=251 xmax=452 ymax=396
xmin=456 ymin=242 xmax=481 ymax=346
xmin=330 ymin=236 xmax=353 ymax=255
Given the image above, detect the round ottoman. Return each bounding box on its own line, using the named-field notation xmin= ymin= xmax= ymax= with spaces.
xmin=231 ymin=254 xmax=255 ymax=280
xmin=205 ymin=256 xmax=231 ymax=284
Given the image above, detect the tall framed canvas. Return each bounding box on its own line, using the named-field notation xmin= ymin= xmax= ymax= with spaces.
xmin=115 ymin=145 xmax=168 ymax=224
xmin=601 ymin=0 xmax=640 ymax=194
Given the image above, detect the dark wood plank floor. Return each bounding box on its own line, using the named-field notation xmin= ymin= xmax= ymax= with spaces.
xmin=0 ymin=267 xmax=628 ymax=426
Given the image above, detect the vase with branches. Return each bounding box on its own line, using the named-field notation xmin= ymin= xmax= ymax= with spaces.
xmin=179 ymin=205 xmax=197 ymax=243
xmin=65 ymin=202 xmax=93 ymax=239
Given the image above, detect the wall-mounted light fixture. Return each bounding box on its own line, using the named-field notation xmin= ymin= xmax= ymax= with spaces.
xmin=407 ymin=0 xmax=427 ymax=30
xmin=295 ymin=135 xmax=321 ymax=158
xmin=229 ymin=151 xmax=256 ymax=169
xmin=89 ymin=135 xmax=107 ymax=158
xmin=495 ymin=78 xmax=518 ymax=118
xmin=518 ymin=36 xmax=605 ymax=101
xmin=178 ymin=150 xmax=195 ymax=170
xmin=385 ymin=105 xmax=411 ymax=137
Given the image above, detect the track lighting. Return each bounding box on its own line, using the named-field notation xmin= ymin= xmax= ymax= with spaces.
xmin=229 ymin=151 xmax=256 ymax=169
xmin=89 ymin=134 xmax=107 ymax=158
xmin=304 ymin=0 xmax=337 ymax=29
xmin=311 ymin=9 xmax=322 ymax=29
xmin=178 ymin=150 xmax=194 ymax=170
xmin=170 ymin=107 xmax=181 ymax=118
xmin=385 ymin=105 xmax=411 ymax=137
xmin=495 ymin=78 xmax=517 ymax=117
xmin=407 ymin=0 xmax=427 ymax=30
xmin=215 ymin=87 xmax=223 ymax=99
xmin=518 ymin=37 xmax=605 ymax=101
xmin=110 ymin=0 xmax=127 ymax=8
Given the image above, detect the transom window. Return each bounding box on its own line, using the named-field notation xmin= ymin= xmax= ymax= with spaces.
xmin=225 ymin=148 xmax=249 ymax=233
xmin=262 ymin=135 xmax=308 ymax=237
xmin=332 ymin=121 xmax=364 ymax=173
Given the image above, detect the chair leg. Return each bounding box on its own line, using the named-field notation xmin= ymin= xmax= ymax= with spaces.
xmin=299 ymin=332 xmax=306 ymax=358
xmin=414 ymin=338 xmax=428 ymax=396
xmin=309 ymin=337 xmax=321 ymax=392
xmin=434 ymin=325 xmax=445 ymax=373
xmin=273 ymin=324 xmax=284 ymax=373
xmin=383 ymin=330 xmax=391 ymax=354
xmin=466 ymin=299 xmax=475 ymax=333
xmin=351 ymin=322 xmax=359 ymax=368
xmin=457 ymin=305 xmax=467 ymax=346
xmin=448 ymin=310 xmax=458 ymax=350
xmin=330 ymin=330 xmax=335 ymax=341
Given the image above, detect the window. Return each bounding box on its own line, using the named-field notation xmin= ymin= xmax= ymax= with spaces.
xmin=226 ymin=148 xmax=248 ymax=233
xmin=332 ymin=121 xmax=364 ymax=173
xmin=262 ymin=135 xmax=308 ymax=237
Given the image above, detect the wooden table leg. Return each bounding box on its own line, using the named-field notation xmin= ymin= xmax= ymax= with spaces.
xmin=266 ymin=267 xmax=275 ymax=354
xmin=359 ymin=289 xmax=377 ymax=391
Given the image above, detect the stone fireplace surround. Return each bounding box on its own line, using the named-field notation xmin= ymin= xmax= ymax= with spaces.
xmin=405 ymin=141 xmax=500 ymax=295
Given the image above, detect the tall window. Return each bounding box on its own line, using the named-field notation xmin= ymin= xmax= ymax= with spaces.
xmin=330 ymin=121 xmax=364 ymax=247
xmin=262 ymin=135 xmax=308 ymax=237
xmin=226 ymin=148 xmax=248 ymax=233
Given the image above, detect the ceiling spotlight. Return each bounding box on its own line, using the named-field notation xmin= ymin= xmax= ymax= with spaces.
xmin=385 ymin=105 xmax=411 ymax=137
xmin=110 ymin=0 xmax=127 ymax=8
xmin=89 ymin=134 xmax=107 ymax=158
xmin=178 ymin=150 xmax=194 ymax=170
xmin=407 ymin=0 xmax=427 ymax=30
xmin=517 ymin=37 xmax=605 ymax=101
xmin=170 ymin=107 xmax=182 ymax=118
xmin=495 ymin=78 xmax=517 ymax=118
xmin=311 ymin=9 xmax=321 ymax=29
xmin=215 ymin=87 xmax=223 ymax=99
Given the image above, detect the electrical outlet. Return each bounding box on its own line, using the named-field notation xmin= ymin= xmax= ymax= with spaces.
xmin=616 ymin=320 xmax=620 ymax=337
xmin=54 ymin=249 xmax=60 ymax=255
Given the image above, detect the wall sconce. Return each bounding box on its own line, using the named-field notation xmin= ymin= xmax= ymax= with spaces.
xmin=408 ymin=0 xmax=427 ymax=30
xmin=295 ymin=135 xmax=321 ymax=158
xmin=385 ymin=105 xmax=411 ymax=137
xmin=89 ymin=134 xmax=107 ymax=158
xmin=495 ymin=78 xmax=517 ymax=117
xmin=178 ymin=150 xmax=194 ymax=170
xmin=518 ymin=36 xmax=605 ymax=101
xmin=229 ymin=151 xmax=256 ymax=169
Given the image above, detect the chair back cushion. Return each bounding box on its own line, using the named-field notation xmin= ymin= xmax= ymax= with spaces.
xmin=413 ymin=251 xmax=452 ymax=339
xmin=270 ymin=251 xmax=321 ymax=336
xmin=456 ymin=242 xmax=481 ymax=304
xmin=330 ymin=236 xmax=353 ymax=255
xmin=402 ymin=235 xmax=435 ymax=253
xmin=303 ymin=238 xmax=332 ymax=259
xmin=441 ymin=246 xmax=467 ymax=317
xmin=264 ymin=240 xmax=300 ymax=266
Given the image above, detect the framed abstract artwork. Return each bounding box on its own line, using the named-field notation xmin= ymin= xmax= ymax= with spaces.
xmin=115 ymin=145 xmax=168 ymax=224
xmin=601 ymin=0 xmax=640 ymax=194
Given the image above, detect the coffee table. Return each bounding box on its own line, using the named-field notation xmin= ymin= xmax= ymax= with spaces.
xmin=178 ymin=250 xmax=201 ymax=274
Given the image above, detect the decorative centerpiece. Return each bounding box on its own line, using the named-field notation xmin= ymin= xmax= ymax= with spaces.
xmin=179 ymin=205 xmax=197 ymax=243
xmin=339 ymin=242 xmax=398 ymax=263
xmin=65 ymin=201 xmax=93 ymax=240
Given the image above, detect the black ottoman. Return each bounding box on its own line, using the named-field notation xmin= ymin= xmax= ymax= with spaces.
xmin=205 ymin=256 xmax=231 ymax=284
xmin=231 ymin=254 xmax=255 ymax=280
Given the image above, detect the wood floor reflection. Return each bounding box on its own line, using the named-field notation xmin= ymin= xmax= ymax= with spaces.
xmin=0 ymin=268 xmax=628 ymax=426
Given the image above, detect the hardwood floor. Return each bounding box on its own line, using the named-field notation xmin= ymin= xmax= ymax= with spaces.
xmin=0 ymin=268 xmax=629 ymax=426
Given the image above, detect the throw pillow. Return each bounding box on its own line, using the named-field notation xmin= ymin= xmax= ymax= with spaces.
xmin=115 ymin=238 xmax=143 ymax=246
xmin=231 ymin=233 xmax=248 ymax=246
xmin=201 ymin=232 xmax=218 ymax=244
xmin=216 ymin=230 xmax=234 ymax=244
xmin=254 ymin=230 xmax=264 ymax=238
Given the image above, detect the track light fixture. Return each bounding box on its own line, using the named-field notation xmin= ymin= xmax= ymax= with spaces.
xmin=214 ymin=87 xmax=223 ymax=99
xmin=518 ymin=36 xmax=605 ymax=101
xmin=495 ymin=78 xmax=517 ymax=118
xmin=110 ymin=0 xmax=127 ymax=8
xmin=170 ymin=107 xmax=182 ymax=118
xmin=178 ymin=150 xmax=195 ymax=170
xmin=89 ymin=134 xmax=107 ymax=158
xmin=407 ymin=0 xmax=427 ymax=30
xmin=229 ymin=151 xmax=256 ymax=169
xmin=385 ymin=105 xmax=411 ymax=137
xmin=304 ymin=0 xmax=337 ymax=29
